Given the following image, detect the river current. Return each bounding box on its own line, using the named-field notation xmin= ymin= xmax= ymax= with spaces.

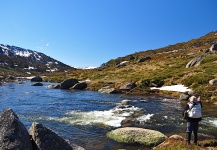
xmin=0 ymin=81 xmax=217 ymax=150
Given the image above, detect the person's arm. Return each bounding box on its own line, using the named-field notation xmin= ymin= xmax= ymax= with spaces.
xmin=197 ymin=96 xmax=202 ymax=108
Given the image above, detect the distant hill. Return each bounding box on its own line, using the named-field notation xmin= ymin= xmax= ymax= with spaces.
xmin=0 ymin=44 xmax=74 ymax=76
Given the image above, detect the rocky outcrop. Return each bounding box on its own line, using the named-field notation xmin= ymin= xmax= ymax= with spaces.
xmin=60 ymin=78 xmax=79 ymax=89
xmin=107 ymin=127 xmax=167 ymax=147
xmin=71 ymin=82 xmax=87 ymax=90
xmin=186 ymin=54 xmax=206 ymax=68
xmin=98 ymin=86 xmax=117 ymax=94
xmin=138 ymin=56 xmax=151 ymax=63
xmin=209 ymin=78 xmax=217 ymax=85
xmin=29 ymin=122 xmax=73 ymax=150
xmin=119 ymin=82 xmax=136 ymax=91
xmin=31 ymin=76 xmax=43 ymax=82
xmin=0 ymin=108 xmax=33 ymax=150
xmin=209 ymin=43 xmax=217 ymax=52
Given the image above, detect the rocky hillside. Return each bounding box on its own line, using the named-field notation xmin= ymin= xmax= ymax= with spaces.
xmin=57 ymin=31 xmax=217 ymax=100
xmin=0 ymin=44 xmax=74 ymax=76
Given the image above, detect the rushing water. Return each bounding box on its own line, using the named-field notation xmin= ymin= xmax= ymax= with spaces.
xmin=0 ymin=81 xmax=217 ymax=150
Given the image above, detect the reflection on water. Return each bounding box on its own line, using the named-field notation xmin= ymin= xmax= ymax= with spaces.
xmin=0 ymin=81 xmax=217 ymax=150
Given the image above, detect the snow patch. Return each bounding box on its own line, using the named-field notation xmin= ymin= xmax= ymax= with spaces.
xmin=150 ymin=84 xmax=192 ymax=92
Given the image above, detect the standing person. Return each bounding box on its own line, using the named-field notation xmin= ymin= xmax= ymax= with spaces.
xmin=183 ymin=95 xmax=202 ymax=145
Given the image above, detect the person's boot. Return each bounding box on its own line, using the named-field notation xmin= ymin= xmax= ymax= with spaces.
xmin=186 ymin=132 xmax=191 ymax=144
xmin=193 ymin=132 xmax=198 ymax=145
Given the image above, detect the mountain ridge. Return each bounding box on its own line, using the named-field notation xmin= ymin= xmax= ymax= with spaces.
xmin=0 ymin=44 xmax=74 ymax=75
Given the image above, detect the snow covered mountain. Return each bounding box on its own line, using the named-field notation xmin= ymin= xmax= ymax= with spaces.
xmin=0 ymin=44 xmax=72 ymax=73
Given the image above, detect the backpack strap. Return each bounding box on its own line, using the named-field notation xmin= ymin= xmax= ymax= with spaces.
xmin=187 ymin=103 xmax=196 ymax=112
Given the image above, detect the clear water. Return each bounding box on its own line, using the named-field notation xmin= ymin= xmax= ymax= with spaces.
xmin=0 ymin=81 xmax=216 ymax=150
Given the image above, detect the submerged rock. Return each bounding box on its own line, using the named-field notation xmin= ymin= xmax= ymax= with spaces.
xmin=0 ymin=108 xmax=33 ymax=150
xmin=107 ymin=127 xmax=167 ymax=147
xmin=32 ymin=82 xmax=43 ymax=86
xmin=121 ymin=118 xmax=140 ymax=127
xmin=121 ymin=100 xmax=131 ymax=105
xmin=47 ymin=84 xmax=60 ymax=89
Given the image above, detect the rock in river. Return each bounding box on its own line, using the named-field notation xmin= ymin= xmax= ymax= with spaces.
xmin=29 ymin=122 xmax=73 ymax=150
xmin=107 ymin=127 xmax=167 ymax=147
xmin=0 ymin=108 xmax=33 ymax=150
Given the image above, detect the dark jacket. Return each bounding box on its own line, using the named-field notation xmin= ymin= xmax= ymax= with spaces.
xmin=183 ymin=101 xmax=202 ymax=122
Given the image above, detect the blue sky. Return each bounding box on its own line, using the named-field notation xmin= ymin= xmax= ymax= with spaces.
xmin=0 ymin=0 xmax=217 ymax=68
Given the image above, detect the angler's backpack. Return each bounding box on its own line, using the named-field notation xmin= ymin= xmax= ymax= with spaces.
xmin=188 ymin=103 xmax=202 ymax=118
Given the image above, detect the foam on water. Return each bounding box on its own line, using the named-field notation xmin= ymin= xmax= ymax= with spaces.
xmin=46 ymin=105 xmax=149 ymax=127
xmin=209 ymin=119 xmax=217 ymax=127
xmin=137 ymin=114 xmax=154 ymax=122
xmin=60 ymin=110 xmax=126 ymax=127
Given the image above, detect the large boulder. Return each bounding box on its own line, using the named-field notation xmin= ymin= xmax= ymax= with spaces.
xmin=107 ymin=127 xmax=167 ymax=147
xmin=29 ymin=122 xmax=73 ymax=150
xmin=98 ymin=86 xmax=117 ymax=94
xmin=60 ymin=78 xmax=79 ymax=89
xmin=0 ymin=108 xmax=33 ymax=150
xmin=31 ymin=76 xmax=43 ymax=82
xmin=71 ymin=82 xmax=87 ymax=90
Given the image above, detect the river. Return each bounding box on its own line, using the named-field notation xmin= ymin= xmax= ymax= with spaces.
xmin=0 ymin=81 xmax=216 ymax=150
